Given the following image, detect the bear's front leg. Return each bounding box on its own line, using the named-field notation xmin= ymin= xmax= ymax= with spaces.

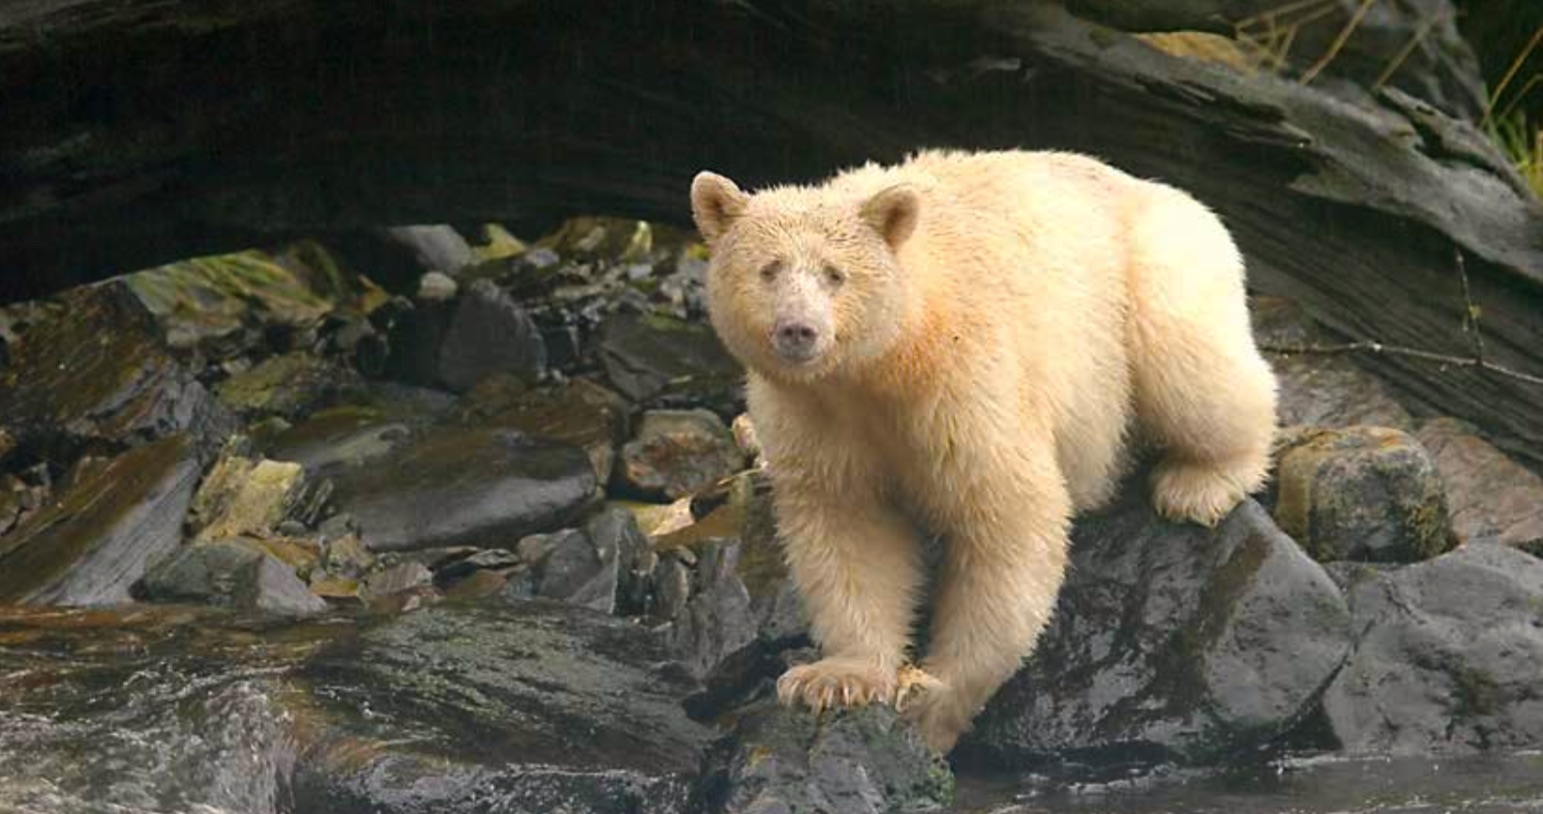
xmin=906 ymin=440 xmax=1073 ymax=752
xmin=773 ymin=479 xmax=926 ymax=712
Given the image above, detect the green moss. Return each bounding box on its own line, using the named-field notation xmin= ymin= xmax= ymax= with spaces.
xmin=125 ymin=249 xmax=333 ymax=335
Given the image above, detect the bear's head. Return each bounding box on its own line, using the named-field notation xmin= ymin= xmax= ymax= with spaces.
xmin=689 ymin=171 xmax=918 ymax=384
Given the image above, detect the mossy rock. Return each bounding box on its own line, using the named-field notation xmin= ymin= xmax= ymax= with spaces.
xmin=1271 ymin=425 xmax=1456 ymax=563
xmin=0 ymin=282 xmax=233 ymax=454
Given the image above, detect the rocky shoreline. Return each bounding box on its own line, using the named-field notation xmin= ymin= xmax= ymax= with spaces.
xmin=4 ymin=217 xmax=1543 ymax=812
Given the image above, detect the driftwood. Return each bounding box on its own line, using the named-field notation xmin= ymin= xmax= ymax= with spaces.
xmin=1 ymin=1 xmax=1541 ymax=464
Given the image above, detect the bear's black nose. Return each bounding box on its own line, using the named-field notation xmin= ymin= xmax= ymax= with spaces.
xmin=773 ymin=319 xmax=820 ymax=361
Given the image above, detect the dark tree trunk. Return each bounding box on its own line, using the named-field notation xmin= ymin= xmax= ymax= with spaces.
xmin=2 ymin=1 xmax=1541 ymax=464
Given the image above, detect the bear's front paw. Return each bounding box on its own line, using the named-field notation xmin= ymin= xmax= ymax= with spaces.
xmin=776 ymin=658 xmax=905 ymax=712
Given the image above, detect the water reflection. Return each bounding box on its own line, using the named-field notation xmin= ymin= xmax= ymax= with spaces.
xmin=958 ymin=751 xmax=1543 ymax=813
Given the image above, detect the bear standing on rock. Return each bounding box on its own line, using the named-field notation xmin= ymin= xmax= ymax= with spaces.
xmin=689 ymin=149 xmax=1279 ymax=752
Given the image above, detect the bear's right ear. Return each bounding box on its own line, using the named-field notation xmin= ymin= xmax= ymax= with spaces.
xmin=690 ymin=171 xmax=748 ymax=244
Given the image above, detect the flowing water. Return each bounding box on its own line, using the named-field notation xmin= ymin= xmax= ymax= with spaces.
xmin=0 ymin=607 xmax=335 ymax=814
xmin=5 ymin=604 xmax=1543 ymax=814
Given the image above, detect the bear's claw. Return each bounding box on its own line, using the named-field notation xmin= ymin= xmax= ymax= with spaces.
xmin=776 ymin=660 xmax=944 ymax=714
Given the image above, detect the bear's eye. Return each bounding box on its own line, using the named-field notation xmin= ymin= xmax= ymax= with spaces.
xmin=759 ymin=261 xmax=782 ymax=282
xmin=823 ymin=265 xmax=846 ymax=287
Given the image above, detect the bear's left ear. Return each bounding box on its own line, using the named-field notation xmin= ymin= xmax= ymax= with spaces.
xmin=860 ymin=185 xmax=920 ymax=250
xmin=691 ymin=171 xmax=748 ymax=244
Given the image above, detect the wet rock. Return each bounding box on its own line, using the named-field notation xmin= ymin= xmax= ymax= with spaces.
xmin=468 ymin=377 xmax=629 ymax=483
xmin=0 ymin=282 xmax=234 ymax=455
xmin=360 ymin=561 xmax=435 ymax=601
xmin=292 ymin=599 xmax=712 ymax=814
xmin=524 ymin=529 xmax=604 ymax=607
xmin=433 ymin=547 xmax=523 ymax=587
xmin=628 ymin=496 xmax=697 ymax=539
xmin=325 ymin=427 xmax=597 ymax=552
xmin=963 ymin=496 xmax=1351 ymax=766
xmin=518 ymin=507 xmax=648 ymax=614
xmin=587 ymin=505 xmax=653 ymax=613
xmin=256 ymin=387 xmax=453 ymax=474
xmin=696 ymin=701 xmax=953 ymax=814
xmin=669 ymin=540 xmax=758 ymax=680
xmin=140 ymin=538 xmax=328 ymax=615
xmin=189 ymin=442 xmax=318 ymax=541
xmin=618 ymin=409 xmax=744 ymax=500
xmin=650 ymin=554 xmax=694 ymax=622
xmin=437 ymin=278 xmax=547 ymax=392
xmin=597 ymin=313 xmax=742 ymax=410
xmin=122 ymin=248 xmax=336 ymax=358
xmin=0 ymin=470 xmax=48 ymax=538
xmin=1415 ymin=417 xmax=1543 ymax=547
xmin=417 ymin=270 xmax=458 ymax=301
xmin=440 ymin=567 xmax=515 ymax=600
xmin=539 ymin=216 xmax=664 ymax=263
xmin=319 ymin=532 xmax=375 ymax=579
xmin=251 ymin=536 xmax=322 ymax=578
xmin=666 ymin=471 xmax=803 ymax=645
xmin=1252 ymin=297 xmax=1415 ymax=431
xmin=1321 ymin=543 xmax=1543 ymax=754
xmin=385 ymin=224 xmax=474 ymax=274
xmin=143 ymin=539 xmax=264 ymax=600
xmin=1271 ymin=426 xmax=1455 ymax=563
xmin=215 ymin=352 xmax=366 ymax=421
xmin=0 ymin=435 xmax=200 ymax=606
xmin=244 ymin=554 xmax=331 ymax=615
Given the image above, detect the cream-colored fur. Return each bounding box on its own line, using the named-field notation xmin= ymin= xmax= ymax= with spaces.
xmin=689 ymin=149 xmax=1278 ymax=752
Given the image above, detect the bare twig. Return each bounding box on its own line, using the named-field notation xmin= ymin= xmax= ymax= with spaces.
xmin=1483 ymin=23 xmax=1543 ymax=129
xmin=1455 ymin=246 xmax=1485 ymax=367
xmin=1301 ymin=0 xmax=1378 ymax=85
xmin=1237 ymin=0 xmax=1338 ymax=74
xmin=1261 ymin=341 xmax=1543 ymax=387
xmin=1236 ymin=0 xmax=1336 ymax=29
xmin=1262 ymin=245 xmax=1543 ymax=387
xmin=1372 ymin=9 xmax=1440 ymax=91
xmin=1494 ymin=75 xmax=1543 ymax=125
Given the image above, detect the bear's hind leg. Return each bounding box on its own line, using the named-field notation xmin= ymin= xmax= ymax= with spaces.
xmin=1127 ymin=189 xmax=1278 ymax=527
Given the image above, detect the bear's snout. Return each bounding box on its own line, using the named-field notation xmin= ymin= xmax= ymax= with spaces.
xmin=772 ymin=317 xmax=822 ymax=363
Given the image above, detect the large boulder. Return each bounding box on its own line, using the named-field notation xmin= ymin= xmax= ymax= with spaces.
xmin=597 ymin=313 xmax=742 ymax=413
xmin=1321 ymin=544 xmax=1543 ymax=754
xmin=436 ymin=278 xmax=547 ymax=392
xmin=140 ymin=538 xmax=328 ymax=616
xmin=323 ymin=426 xmax=597 ymax=552
xmin=964 ymin=495 xmax=1351 ymax=765
xmin=0 ymin=435 xmax=201 ymax=606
